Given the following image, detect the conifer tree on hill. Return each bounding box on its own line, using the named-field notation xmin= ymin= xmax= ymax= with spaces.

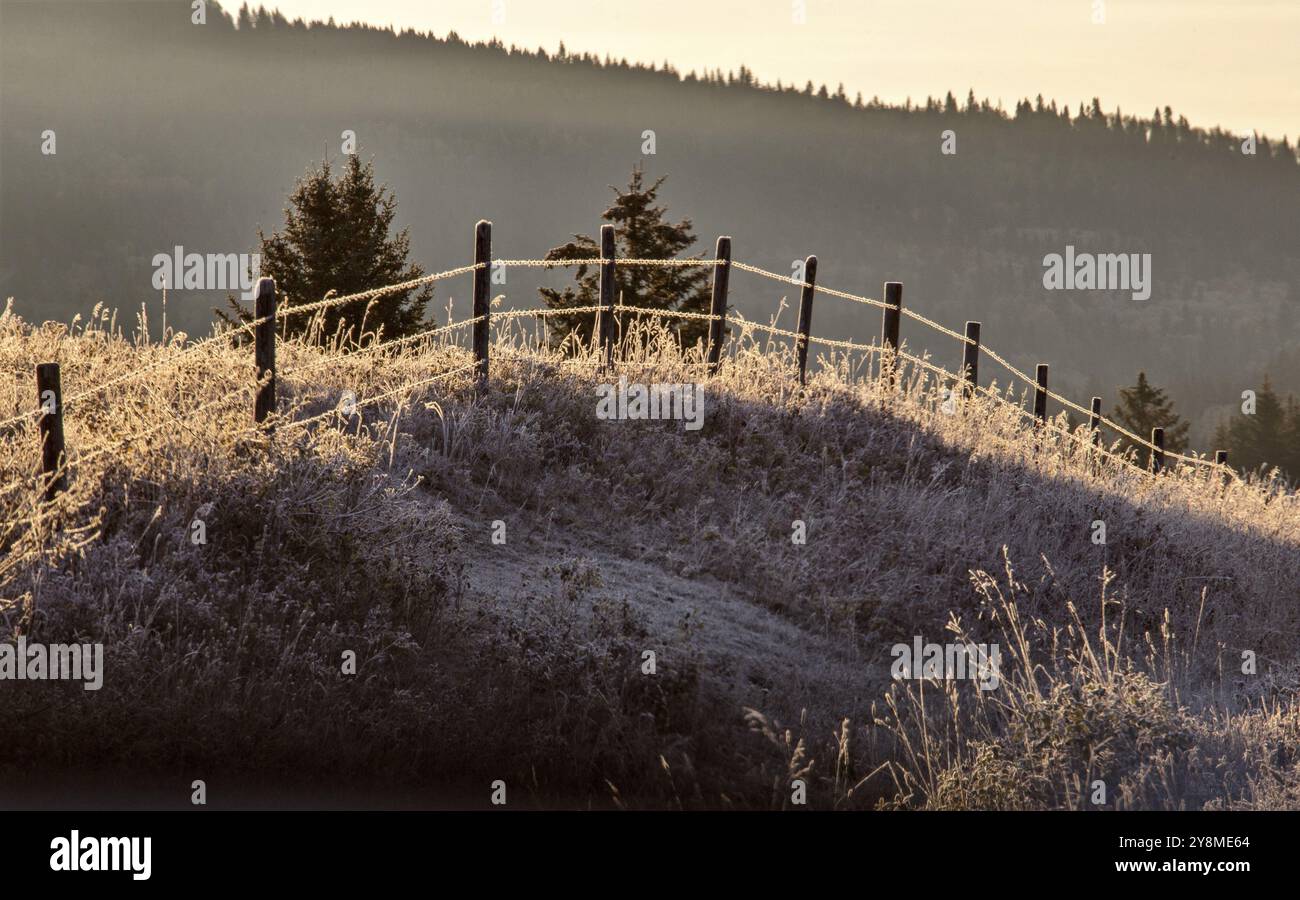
xmin=1112 ymin=371 xmax=1190 ymax=466
xmin=538 ymin=166 xmax=713 ymax=351
xmin=221 ymin=154 xmax=432 ymax=342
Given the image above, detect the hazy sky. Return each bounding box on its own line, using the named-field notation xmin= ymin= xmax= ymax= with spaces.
xmin=260 ymin=0 xmax=1297 ymax=140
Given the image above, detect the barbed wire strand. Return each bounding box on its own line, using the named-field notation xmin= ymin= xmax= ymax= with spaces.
xmin=492 ymin=258 xmax=722 ymax=268
xmin=969 ymin=379 xmax=1142 ymax=472
xmin=278 ymin=315 xmax=486 ymax=380
xmin=73 ymin=383 xmax=261 ymax=473
xmin=975 ymin=343 xmax=1211 ymax=468
xmin=900 ymin=307 xmax=977 ymax=346
xmin=730 ymin=260 xmax=813 ymax=290
xmin=273 ymin=263 xmax=482 ymax=320
xmin=722 ymin=315 xmax=879 ymax=354
xmin=284 ymin=360 xmax=481 ymax=433
xmin=895 ymin=347 xmax=1234 ymax=479
xmin=0 ymin=379 xmax=261 ymax=502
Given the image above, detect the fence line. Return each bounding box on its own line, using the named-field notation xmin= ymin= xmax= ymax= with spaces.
xmin=0 ymin=263 xmax=488 ymax=435
xmin=5 ymin=218 xmax=1242 ymax=507
xmin=724 ymin=258 xmax=1219 ymax=471
xmin=970 ymin=378 xmax=1144 ymax=471
xmin=283 ymin=359 xmax=482 ymax=433
xmin=276 ymin=264 xmax=484 ymax=320
xmin=724 ymin=315 xmax=879 ymax=354
xmin=493 ymin=258 xmax=723 ymax=268
xmin=279 ymin=315 xmax=487 ymax=380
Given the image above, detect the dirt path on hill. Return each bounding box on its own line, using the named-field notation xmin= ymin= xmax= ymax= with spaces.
xmin=453 ymin=511 xmax=879 ymax=721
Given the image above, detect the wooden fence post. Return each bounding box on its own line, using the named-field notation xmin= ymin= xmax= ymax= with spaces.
xmin=795 ymin=255 xmax=818 ymax=385
xmin=706 ymin=236 xmax=731 ymax=376
xmin=1089 ymin=396 xmax=1102 ymax=446
xmin=961 ymin=321 xmax=980 ymax=395
xmin=1034 ymin=364 xmax=1049 ymax=425
xmin=473 ymin=219 xmax=492 ymax=389
xmin=1215 ymin=449 xmax=1228 ymax=467
xmin=35 ymin=363 xmax=66 ymax=500
xmin=881 ymin=281 xmax=903 ymax=387
xmin=598 ymin=224 xmax=617 ymax=369
xmin=254 ymin=277 xmax=277 ymax=425
xmin=1151 ymin=427 xmax=1165 ymax=474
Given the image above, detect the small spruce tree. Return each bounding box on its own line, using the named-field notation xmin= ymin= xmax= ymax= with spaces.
xmin=538 ymin=166 xmax=713 ymax=351
xmin=1112 ymin=371 xmax=1190 ymax=465
xmin=221 ymin=154 xmax=432 ymax=342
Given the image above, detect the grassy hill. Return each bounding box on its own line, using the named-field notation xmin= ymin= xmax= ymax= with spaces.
xmin=1 ymin=305 xmax=1296 ymax=810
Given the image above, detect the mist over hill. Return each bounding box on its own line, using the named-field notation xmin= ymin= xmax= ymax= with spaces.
xmin=1 ymin=0 xmax=1297 ymax=448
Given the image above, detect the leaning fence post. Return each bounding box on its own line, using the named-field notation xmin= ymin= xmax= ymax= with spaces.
xmin=706 ymin=236 xmax=731 ymax=376
xmin=1151 ymin=427 xmax=1165 ymax=474
xmin=598 ymin=224 xmax=617 ymax=369
xmin=35 ymin=363 xmax=66 ymax=500
xmin=961 ymin=321 xmax=980 ymax=395
xmin=881 ymin=281 xmax=903 ymax=387
xmin=473 ymin=219 xmax=492 ymax=390
xmin=254 ymin=277 xmax=277 ymax=426
xmin=1033 ymin=364 xmax=1049 ymax=425
xmin=795 ymin=255 xmax=818 ymax=385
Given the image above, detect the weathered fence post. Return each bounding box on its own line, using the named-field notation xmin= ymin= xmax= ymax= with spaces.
xmin=35 ymin=363 xmax=66 ymax=500
xmin=795 ymin=255 xmax=818 ymax=385
xmin=254 ymin=277 xmax=277 ymax=426
xmin=881 ymin=281 xmax=903 ymax=387
xmin=1034 ymin=364 xmax=1049 ymax=425
xmin=1151 ymin=427 xmax=1165 ymax=474
xmin=706 ymin=236 xmax=731 ymax=376
xmin=961 ymin=321 xmax=980 ymax=395
xmin=473 ymin=219 xmax=492 ymax=390
xmin=1214 ymin=449 xmax=1230 ymax=486
xmin=598 ymin=224 xmax=617 ymax=369
xmin=1089 ymin=396 xmax=1102 ymax=446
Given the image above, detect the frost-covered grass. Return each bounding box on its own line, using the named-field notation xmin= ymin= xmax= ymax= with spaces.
xmin=0 ymin=302 xmax=1296 ymax=809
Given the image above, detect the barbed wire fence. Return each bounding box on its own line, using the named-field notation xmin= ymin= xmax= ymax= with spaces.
xmin=4 ymin=218 xmax=1241 ymax=508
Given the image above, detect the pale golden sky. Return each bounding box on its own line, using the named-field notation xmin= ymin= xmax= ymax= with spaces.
xmin=261 ymin=0 xmax=1297 ymax=140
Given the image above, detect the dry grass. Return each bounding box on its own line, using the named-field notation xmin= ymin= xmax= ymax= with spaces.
xmin=0 ymin=301 xmax=1296 ymax=809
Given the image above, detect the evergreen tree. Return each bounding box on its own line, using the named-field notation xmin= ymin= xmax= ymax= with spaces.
xmin=222 ymin=154 xmax=432 ymax=341
xmin=1112 ymin=372 xmax=1190 ymax=465
xmin=1285 ymin=396 xmax=1300 ymax=480
xmin=1213 ymin=377 xmax=1299 ymax=479
xmin=538 ymin=166 xmax=712 ymax=351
